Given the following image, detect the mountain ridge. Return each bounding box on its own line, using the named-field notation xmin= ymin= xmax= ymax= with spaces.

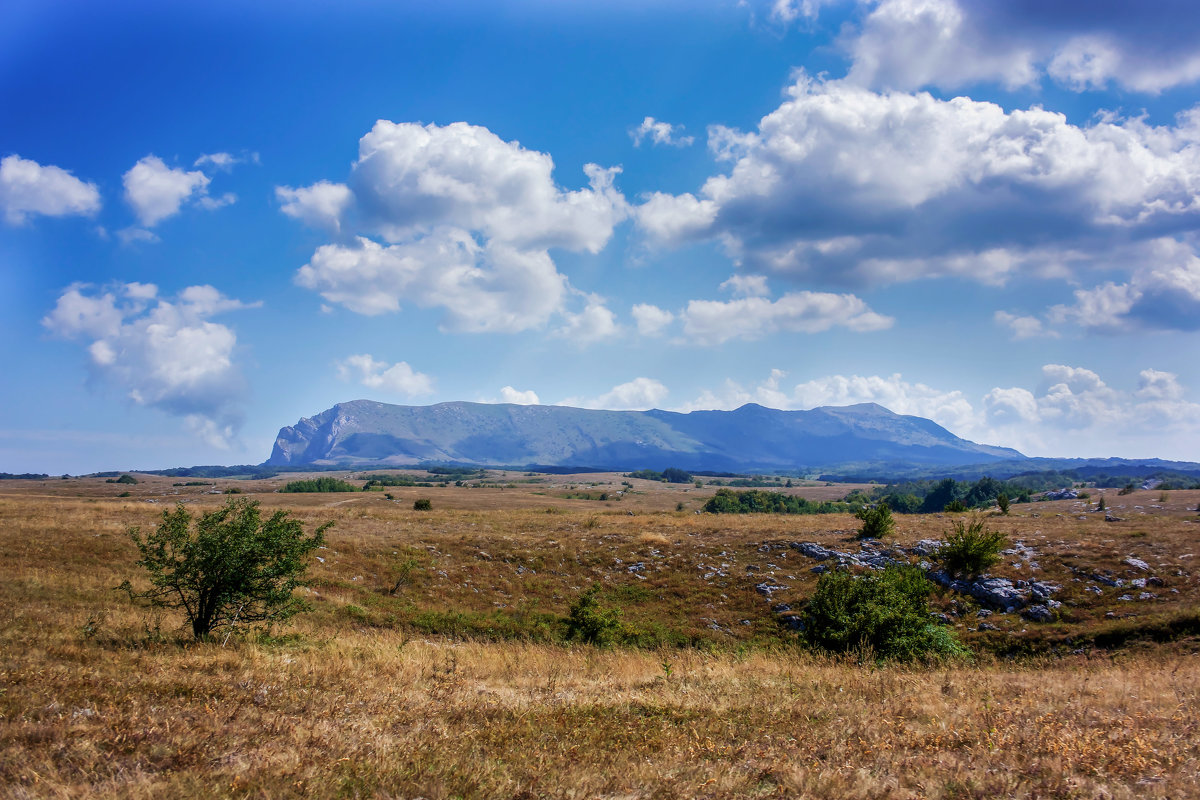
xmin=267 ymin=399 xmax=1023 ymax=471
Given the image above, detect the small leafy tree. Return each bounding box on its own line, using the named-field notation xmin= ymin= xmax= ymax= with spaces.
xmin=565 ymin=583 xmax=623 ymax=646
xmin=801 ymin=565 xmax=965 ymax=661
xmin=855 ymin=504 xmax=895 ymax=539
xmin=119 ymin=498 xmax=330 ymax=640
xmin=996 ymin=492 xmax=1010 ymax=515
xmin=936 ymin=516 xmax=1007 ymax=579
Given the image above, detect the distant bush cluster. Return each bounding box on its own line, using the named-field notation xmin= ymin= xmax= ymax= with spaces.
xmin=280 ymin=477 xmax=359 ymax=493
xmin=625 ymin=467 xmax=693 ymax=483
xmin=846 ymin=476 xmax=1029 ymax=514
xmin=703 ymin=488 xmax=846 ymax=515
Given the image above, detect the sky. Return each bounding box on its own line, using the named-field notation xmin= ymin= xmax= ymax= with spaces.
xmin=3 ymin=0 xmax=1200 ymax=473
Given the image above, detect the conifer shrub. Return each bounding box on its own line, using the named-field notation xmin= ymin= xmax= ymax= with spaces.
xmin=801 ymin=565 xmax=965 ymax=661
xmin=855 ymin=504 xmax=895 ymax=539
xmin=936 ymin=516 xmax=1007 ymax=579
xmin=565 ymin=583 xmax=624 ymax=646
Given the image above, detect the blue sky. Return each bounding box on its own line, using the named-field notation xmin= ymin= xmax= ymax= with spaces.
xmin=3 ymin=0 xmax=1200 ymax=473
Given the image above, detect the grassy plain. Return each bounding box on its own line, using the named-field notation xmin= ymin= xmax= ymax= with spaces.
xmin=1 ymin=472 xmax=1198 ymax=798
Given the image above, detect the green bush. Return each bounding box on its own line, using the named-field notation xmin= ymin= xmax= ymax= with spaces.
xmin=119 ymin=498 xmax=330 ymax=640
xmin=855 ymin=504 xmax=895 ymax=539
xmin=936 ymin=516 xmax=1007 ymax=579
xmin=996 ymin=492 xmax=1010 ymax=515
xmin=564 ymin=583 xmax=623 ymax=646
xmin=801 ymin=565 xmax=965 ymax=661
xmin=412 ymin=498 xmax=433 ymax=511
xmin=279 ymin=477 xmax=359 ymax=493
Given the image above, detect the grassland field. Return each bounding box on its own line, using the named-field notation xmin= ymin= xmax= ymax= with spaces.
xmin=1 ymin=470 xmax=1198 ymax=799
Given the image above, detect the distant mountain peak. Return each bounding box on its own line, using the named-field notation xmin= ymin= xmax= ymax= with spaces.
xmin=267 ymin=400 xmax=1023 ymax=470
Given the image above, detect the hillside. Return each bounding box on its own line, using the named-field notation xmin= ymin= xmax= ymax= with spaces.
xmin=266 ymin=399 xmax=1023 ymax=471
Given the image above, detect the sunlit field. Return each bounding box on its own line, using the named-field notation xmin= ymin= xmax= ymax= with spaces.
xmin=2 ymin=473 xmax=1198 ymax=798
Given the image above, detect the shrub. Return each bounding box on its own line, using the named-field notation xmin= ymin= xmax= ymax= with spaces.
xmin=279 ymin=477 xmax=359 ymax=493
xmin=119 ymin=498 xmax=330 ymax=640
xmin=565 ymin=583 xmax=623 ymax=646
xmin=944 ymin=500 xmax=968 ymax=513
xmin=855 ymin=504 xmax=895 ymax=539
xmin=413 ymin=498 xmax=433 ymax=511
xmin=801 ymin=565 xmax=965 ymax=661
xmin=936 ymin=516 xmax=1007 ymax=579
xmin=996 ymin=493 xmax=1010 ymax=515
xmin=1118 ymin=484 xmax=1136 ymax=495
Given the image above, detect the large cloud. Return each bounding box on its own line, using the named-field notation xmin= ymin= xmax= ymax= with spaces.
xmin=42 ymin=283 xmax=256 ymax=448
xmin=839 ymin=0 xmax=1200 ymax=94
xmin=0 ymin=155 xmax=100 ymax=225
xmin=296 ymin=233 xmax=568 ymax=332
xmin=636 ymin=73 xmax=1200 ymax=288
xmin=283 ymin=121 xmax=628 ymax=335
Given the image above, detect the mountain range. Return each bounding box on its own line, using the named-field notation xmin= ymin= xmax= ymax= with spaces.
xmin=266 ymin=399 xmax=1024 ymax=472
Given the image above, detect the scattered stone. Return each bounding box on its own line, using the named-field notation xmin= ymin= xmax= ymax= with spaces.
xmin=755 ymin=581 xmax=789 ymax=597
xmin=1118 ymin=594 xmax=1134 ymax=601
xmin=1124 ymin=557 xmax=1150 ymax=571
xmin=976 ymin=609 xmax=992 ymax=618
xmin=911 ymin=539 xmax=945 ymax=557
xmin=1130 ymin=577 xmax=1146 ymax=588
xmin=979 ymin=622 xmax=1000 ymax=631
xmin=811 ymin=565 xmax=829 ymax=574
xmin=772 ymin=603 xmax=792 ymax=613
xmin=1086 ymin=585 xmax=1103 ymax=595
xmin=1138 ymin=592 xmax=1157 ymax=601
xmin=627 ymin=562 xmax=645 ymax=573
xmin=1030 ymin=581 xmax=1061 ymax=601
xmin=1024 ymin=605 xmax=1055 ymax=622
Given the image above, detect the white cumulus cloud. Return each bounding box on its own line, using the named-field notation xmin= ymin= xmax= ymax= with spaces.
xmin=631 ymin=303 xmax=675 ymax=336
xmin=42 ymin=283 xmax=257 ymax=448
xmin=500 ymin=386 xmax=541 ymax=405
xmin=284 ymin=120 xmax=629 ymax=336
xmin=631 ymin=117 xmax=694 ymax=148
xmin=681 ymin=291 xmax=892 ymax=345
xmin=836 ymin=0 xmax=1200 ymax=94
xmin=337 ymin=354 xmax=434 ymax=397
xmin=0 ymin=154 xmax=101 ymax=225
xmin=563 ymin=377 xmax=670 ymax=411
xmin=123 ymin=156 xmax=213 ymax=228
xmin=276 ymin=181 xmax=354 ymax=233
xmin=296 ymin=233 xmax=567 ymax=332
xmin=636 ymin=73 xmax=1200 ymax=289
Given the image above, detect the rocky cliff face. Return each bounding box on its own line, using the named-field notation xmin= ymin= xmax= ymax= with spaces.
xmin=266 ymin=399 xmax=1023 ymax=470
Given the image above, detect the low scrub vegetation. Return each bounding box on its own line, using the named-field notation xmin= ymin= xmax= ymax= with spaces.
xmin=279 ymin=476 xmax=360 ymax=493
xmin=704 ymin=488 xmax=846 ymax=514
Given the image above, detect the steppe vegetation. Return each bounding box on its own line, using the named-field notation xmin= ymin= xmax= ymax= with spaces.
xmin=1 ymin=471 xmax=1198 ymax=798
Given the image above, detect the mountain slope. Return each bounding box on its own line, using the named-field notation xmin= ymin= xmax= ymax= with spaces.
xmin=266 ymin=400 xmax=1023 ymax=471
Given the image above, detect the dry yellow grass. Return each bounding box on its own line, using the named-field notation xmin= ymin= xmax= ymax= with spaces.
xmin=1 ymin=479 xmax=1198 ymax=798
